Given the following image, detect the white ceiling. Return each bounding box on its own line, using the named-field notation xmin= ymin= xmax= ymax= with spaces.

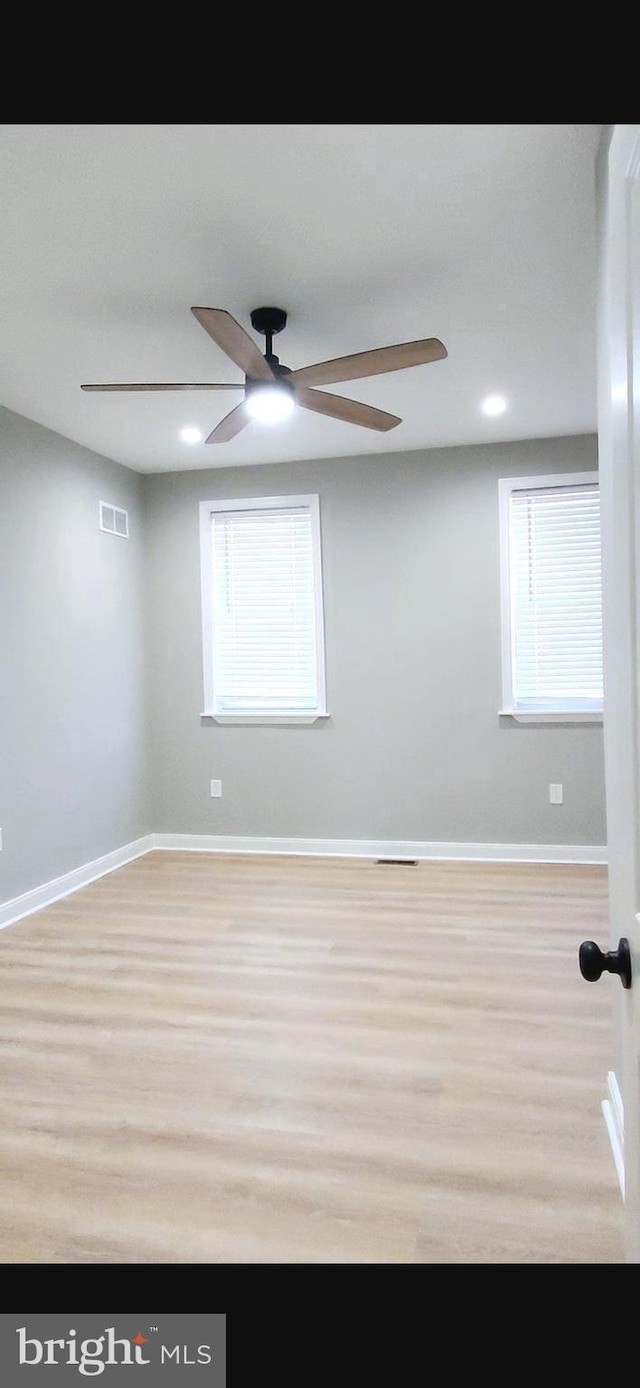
xmin=0 ymin=124 xmax=603 ymax=474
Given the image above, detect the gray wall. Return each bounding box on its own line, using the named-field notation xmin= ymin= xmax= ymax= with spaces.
xmin=145 ymin=433 xmax=605 ymax=846
xmin=0 ymin=407 xmax=149 ymax=903
xmin=0 ymin=417 xmax=605 ymax=913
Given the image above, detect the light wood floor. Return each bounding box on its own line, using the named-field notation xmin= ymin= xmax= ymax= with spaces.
xmin=0 ymin=851 xmax=625 ymax=1264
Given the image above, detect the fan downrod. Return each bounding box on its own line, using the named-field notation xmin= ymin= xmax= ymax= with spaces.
xmin=250 ymin=307 xmax=288 ymax=366
xmin=251 ymin=306 xmax=287 ymax=366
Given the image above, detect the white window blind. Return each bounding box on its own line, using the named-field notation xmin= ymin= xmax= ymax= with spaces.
xmin=500 ymin=473 xmax=603 ymax=717
xmin=200 ymin=495 xmax=327 ymax=722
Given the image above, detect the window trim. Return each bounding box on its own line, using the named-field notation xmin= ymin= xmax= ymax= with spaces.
xmin=199 ymin=493 xmax=329 ymax=725
xmin=498 ymin=471 xmax=603 ymax=724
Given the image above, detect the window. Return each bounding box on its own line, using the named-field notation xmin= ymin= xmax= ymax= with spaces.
xmin=498 ymin=472 xmax=603 ymax=722
xmin=199 ymin=494 xmax=328 ymax=724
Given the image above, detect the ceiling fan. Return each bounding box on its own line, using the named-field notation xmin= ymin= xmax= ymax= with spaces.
xmin=81 ymin=307 xmax=448 ymax=444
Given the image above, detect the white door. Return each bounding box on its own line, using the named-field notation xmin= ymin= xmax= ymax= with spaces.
xmin=596 ymin=124 xmax=640 ymax=1263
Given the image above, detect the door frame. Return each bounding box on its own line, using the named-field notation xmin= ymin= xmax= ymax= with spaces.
xmin=596 ymin=122 xmax=640 ymax=1262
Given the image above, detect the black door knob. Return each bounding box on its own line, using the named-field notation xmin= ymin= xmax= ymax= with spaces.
xmin=578 ymin=937 xmax=632 ymax=989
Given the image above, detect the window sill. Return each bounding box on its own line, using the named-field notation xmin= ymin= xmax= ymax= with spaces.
xmin=499 ymin=710 xmax=603 ymax=724
xmin=201 ymin=712 xmax=331 ymax=725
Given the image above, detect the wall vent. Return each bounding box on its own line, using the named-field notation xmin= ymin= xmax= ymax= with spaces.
xmin=99 ymin=501 xmax=129 ymax=537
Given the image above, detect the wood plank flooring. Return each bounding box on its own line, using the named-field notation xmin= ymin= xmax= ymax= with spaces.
xmin=0 ymin=852 xmax=625 ymax=1263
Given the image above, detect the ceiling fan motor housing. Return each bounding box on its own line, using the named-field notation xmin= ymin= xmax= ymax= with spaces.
xmin=244 ymin=373 xmax=295 ymax=406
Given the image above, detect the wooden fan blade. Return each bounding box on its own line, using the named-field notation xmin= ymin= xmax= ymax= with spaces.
xmin=295 ymin=386 xmax=401 ymax=432
xmin=205 ymin=402 xmax=249 ymax=444
xmin=81 ymin=382 xmax=242 ymax=391
xmin=191 ymin=308 xmax=275 ymax=382
xmin=291 ymin=337 xmax=447 ymax=388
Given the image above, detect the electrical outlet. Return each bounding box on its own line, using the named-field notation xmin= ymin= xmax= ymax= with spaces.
xmin=549 ymin=783 xmax=563 ymax=804
xmin=210 ymin=779 xmax=222 ymax=798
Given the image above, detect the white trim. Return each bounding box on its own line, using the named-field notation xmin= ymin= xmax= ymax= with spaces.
xmin=199 ymin=493 xmax=327 ymax=722
xmin=602 ymin=1069 xmax=625 ymax=1198
xmin=201 ymin=713 xmax=330 ymax=725
xmin=0 ymin=835 xmax=154 ymax=931
xmin=0 ymin=834 xmax=607 ymax=934
xmin=498 ymin=471 xmax=603 ymax=718
xmin=499 ymin=711 xmax=603 ymax=724
xmin=498 ymin=476 xmax=516 ymax=713
xmin=199 ymin=498 xmax=215 ymax=715
xmin=149 ymin=834 xmax=607 ymax=864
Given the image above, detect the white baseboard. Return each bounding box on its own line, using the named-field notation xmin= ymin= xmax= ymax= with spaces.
xmin=0 ymin=833 xmax=607 ymax=932
xmin=151 ymin=833 xmax=607 ymax=864
xmin=602 ymin=1069 xmax=625 ymax=1198
xmin=0 ymin=835 xmax=155 ymax=931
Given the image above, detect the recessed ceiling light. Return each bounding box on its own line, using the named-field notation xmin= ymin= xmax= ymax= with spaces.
xmin=180 ymin=426 xmax=203 ymax=444
xmin=481 ymin=394 xmax=507 ymax=417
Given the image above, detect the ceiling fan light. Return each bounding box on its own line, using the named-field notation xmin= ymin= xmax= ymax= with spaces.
xmin=245 ymin=381 xmax=295 ymax=424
